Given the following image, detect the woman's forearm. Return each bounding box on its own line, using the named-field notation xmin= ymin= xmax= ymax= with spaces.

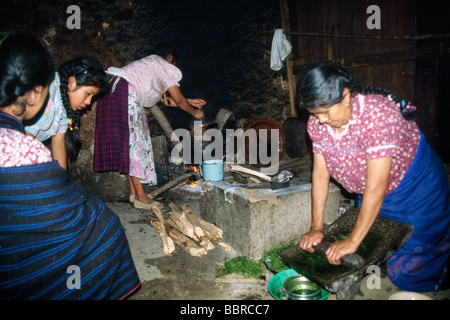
xmin=311 ymin=153 xmax=330 ymax=230
xmin=51 ymin=133 xmax=67 ymax=170
xmin=348 ymin=157 xmax=392 ymax=246
xmin=167 ymin=86 xmax=197 ymax=115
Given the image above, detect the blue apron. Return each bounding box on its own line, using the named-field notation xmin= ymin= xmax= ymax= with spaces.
xmin=358 ymin=131 xmax=450 ymax=291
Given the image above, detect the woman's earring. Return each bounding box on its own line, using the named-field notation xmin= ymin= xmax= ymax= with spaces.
xmin=346 ymin=103 xmax=349 ymax=107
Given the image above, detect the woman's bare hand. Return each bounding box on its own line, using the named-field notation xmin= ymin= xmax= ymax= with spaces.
xmin=325 ymin=237 xmax=359 ymax=265
xmin=192 ymin=108 xmax=205 ymax=120
xmin=188 ymin=98 xmax=206 ymax=109
xmin=299 ymin=228 xmax=324 ymax=253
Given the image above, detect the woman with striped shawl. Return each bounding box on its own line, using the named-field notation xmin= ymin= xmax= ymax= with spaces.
xmin=0 ymin=33 xmax=140 ymax=299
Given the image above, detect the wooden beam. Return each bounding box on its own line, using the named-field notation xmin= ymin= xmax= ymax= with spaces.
xmin=282 ymin=31 xmax=450 ymax=41
xmin=279 ymin=0 xmax=297 ymax=117
xmin=291 ymin=42 xmax=450 ymax=74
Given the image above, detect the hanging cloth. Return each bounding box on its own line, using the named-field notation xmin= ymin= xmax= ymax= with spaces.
xmin=270 ymin=29 xmax=292 ymax=71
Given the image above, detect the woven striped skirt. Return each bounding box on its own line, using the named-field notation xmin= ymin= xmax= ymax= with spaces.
xmin=93 ymin=76 xmax=130 ymax=174
xmin=0 ymin=161 xmax=140 ymax=299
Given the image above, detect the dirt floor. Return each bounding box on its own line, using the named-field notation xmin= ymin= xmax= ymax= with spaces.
xmin=107 ymin=186 xmax=450 ymax=301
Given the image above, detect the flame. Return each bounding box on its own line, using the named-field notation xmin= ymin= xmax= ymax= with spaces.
xmin=185 ymin=166 xmax=199 ymax=187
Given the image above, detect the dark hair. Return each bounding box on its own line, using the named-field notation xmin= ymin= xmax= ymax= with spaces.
xmin=152 ymin=42 xmax=179 ymax=64
xmin=0 ymin=33 xmax=54 ymax=114
xmin=58 ymin=56 xmax=108 ymax=162
xmin=297 ymin=62 xmax=415 ymax=120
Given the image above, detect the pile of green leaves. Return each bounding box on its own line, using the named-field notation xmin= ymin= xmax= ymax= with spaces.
xmin=217 ymin=242 xmax=293 ymax=279
xmin=217 ymin=256 xmax=264 ymax=279
xmin=262 ymin=242 xmax=292 ymax=273
xmin=330 ymin=233 xmax=367 ymax=252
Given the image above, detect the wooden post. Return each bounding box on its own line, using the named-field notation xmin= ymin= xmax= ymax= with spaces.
xmin=280 ymin=0 xmax=297 ymax=118
xmin=151 ymin=135 xmax=169 ymax=164
xmin=149 ymin=105 xmax=178 ymax=147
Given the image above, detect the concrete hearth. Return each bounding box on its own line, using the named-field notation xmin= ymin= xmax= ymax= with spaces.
xmin=199 ymin=178 xmax=341 ymax=259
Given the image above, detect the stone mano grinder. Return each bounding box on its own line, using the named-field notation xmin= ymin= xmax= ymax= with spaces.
xmin=310 ymin=240 xmax=365 ymax=269
xmin=278 ymin=207 xmax=414 ymax=300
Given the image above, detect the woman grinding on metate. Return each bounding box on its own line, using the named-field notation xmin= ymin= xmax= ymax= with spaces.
xmin=298 ymin=62 xmax=450 ymax=292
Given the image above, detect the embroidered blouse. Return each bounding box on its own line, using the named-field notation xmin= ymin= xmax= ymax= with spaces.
xmin=308 ymin=93 xmax=420 ymax=195
xmin=25 ymin=72 xmax=68 ymax=142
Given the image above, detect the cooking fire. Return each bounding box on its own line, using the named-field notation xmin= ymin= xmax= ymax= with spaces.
xmin=187 ymin=165 xmax=199 ymax=187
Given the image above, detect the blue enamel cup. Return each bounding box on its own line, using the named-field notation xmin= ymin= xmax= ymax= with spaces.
xmin=199 ymin=159 xmax=224 ymax=182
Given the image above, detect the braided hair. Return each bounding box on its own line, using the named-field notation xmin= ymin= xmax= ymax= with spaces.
xmin=58 ymin=56 xmax=108 ymax=162
xmin=297 ymin=62 xmax=416 ymax=120
xmin=0 ymin=32 xmax=54 ymax=113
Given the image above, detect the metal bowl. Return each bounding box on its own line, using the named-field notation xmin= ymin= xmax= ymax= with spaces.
xmin=278 ymin=275 xmax=323 ymax=300
xmin=268 ymin=269 xmax=330 ymax=300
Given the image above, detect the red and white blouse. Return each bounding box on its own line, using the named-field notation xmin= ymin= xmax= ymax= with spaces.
xmin=308 ymin=93 xmax=420 ymax=195
xmin=0 ymin=128 xmax=53 ymax=167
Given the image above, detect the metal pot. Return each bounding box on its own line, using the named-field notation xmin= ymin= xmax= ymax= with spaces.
xmin=277 ymin=276 xmax=322 ymax=300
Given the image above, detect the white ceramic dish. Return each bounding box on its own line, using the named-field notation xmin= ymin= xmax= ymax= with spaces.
xmin=388 ymin=291 xmax=433 ymax=300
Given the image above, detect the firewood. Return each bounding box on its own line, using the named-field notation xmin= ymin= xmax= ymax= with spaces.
xmin=151 ymin=207 xmax=175 ymax=254
xmin=192 ymin=219 xmax=206 ymax=239
xmin=210 ymin=238 xmax=232 ymax=252
xmin=180 ymin=204 xmax=205 ymax=238
xmin=249 ymin=177 xmax=261 ymax=184
xmin=149 ymin=218 xmax=175 ymax=254
xmin=181 ymin=204 xmax=223 ymax=239
xmin=229 ymin=164 xmax=272 ymax=182
xmin=151 ymin=202 xmax=231 ymax=256
xmin=165 ymin=219 xmax=198 ymax=242
xmin=168 ymin=203 xmax=195 ymax=239
xmin=170 ymin=228 xmax=207 ymax=257
xmin=165 ymin=219 xmax=214 ymax=252
xmin=149 ymin=172 xmax=196 ymax=199
xmin=199 ymin=237 xmax=216 ymax=251
xmin=151 ymin=219 xmax=207 ymax=257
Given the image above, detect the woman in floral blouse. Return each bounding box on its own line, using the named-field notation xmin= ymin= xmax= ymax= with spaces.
xmin=94 ymin=43 xmax=206 ymax=210
xmin=298 ymin=62 xmax=449 ymax=292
